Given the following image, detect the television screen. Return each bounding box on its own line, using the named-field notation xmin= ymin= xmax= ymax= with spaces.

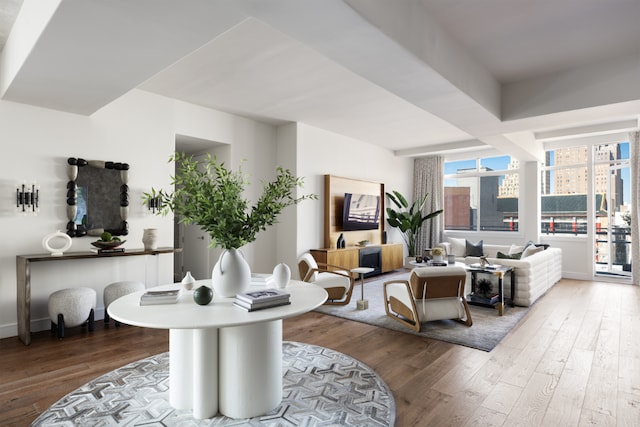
xmin=343 ymin=193 xmax=380 ymax=231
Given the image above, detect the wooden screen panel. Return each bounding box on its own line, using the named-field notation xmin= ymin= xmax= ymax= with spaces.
xmin=324 ymin=175 xmax=384 ymax=249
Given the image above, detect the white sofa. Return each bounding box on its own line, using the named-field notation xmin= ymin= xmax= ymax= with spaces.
xmin=438 ymin=240 xmax=562 ymax=307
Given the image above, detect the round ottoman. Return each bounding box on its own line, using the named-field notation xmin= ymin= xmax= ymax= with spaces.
xmin=48 ymin=287 xmax=97 ymax=339
xmin=103 ymin=281 xmax=145 ymax=326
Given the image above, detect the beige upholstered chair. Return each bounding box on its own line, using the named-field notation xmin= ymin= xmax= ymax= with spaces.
xmin=297 ymin=253 xmax=354 ymax=305
xmin=383 ymin=266 xmax=472 ymax=331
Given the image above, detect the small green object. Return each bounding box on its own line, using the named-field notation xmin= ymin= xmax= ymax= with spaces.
xmin=100 ymin=231 xmax=112 ymax=242
xmin=193 ymin=285 xmax=213 ymax=305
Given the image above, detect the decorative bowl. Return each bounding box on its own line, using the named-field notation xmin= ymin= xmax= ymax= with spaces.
xmin=91 ymin=240 xmax=126 ymax=249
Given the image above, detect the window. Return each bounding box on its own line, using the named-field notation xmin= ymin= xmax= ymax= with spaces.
xmin=444 ymin=155 xmax=519 ymax=232
xmin=541 ymin=141 xmax=632 ymax=278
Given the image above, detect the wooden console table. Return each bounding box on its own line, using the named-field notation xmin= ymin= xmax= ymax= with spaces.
xmin=16 ymin=247 xmax=177 ymax=345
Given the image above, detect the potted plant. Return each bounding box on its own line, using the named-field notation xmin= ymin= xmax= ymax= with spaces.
xmin=430 ymin=247 xmax=445 ymax=262
xmin=385 ymin=190 xmax=443 ymax=260
xmin=144 ymin=152 xmax=317 ymax=297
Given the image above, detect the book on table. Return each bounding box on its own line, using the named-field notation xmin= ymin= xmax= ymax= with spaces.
xmin=139 ymin=288 xmax=181 ymax=305
xmin=235 ymin=289 xmax=290 ymax=304
xmin=250 ymin=273 xmax=274 ymax=285
xmin=468 ymin=293 xmax=500 ymax=305
xmin=233 ymin=288 xmax=290 ymax=311
xmin=233 ymin=299 xmax=291 ymax=312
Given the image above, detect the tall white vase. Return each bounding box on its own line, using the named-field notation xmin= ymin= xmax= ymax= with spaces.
xmin=212 ymin=248 xmax=251 ymax=297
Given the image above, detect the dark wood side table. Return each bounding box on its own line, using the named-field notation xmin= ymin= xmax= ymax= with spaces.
xmin=16 ymin=247 xmax=178 ymax=345
xmin=465 ymin=264 xmax=515 ymax=316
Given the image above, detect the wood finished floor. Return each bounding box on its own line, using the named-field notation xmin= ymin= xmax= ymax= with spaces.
xmin=1 ymin=278 xmax=639 ymax=426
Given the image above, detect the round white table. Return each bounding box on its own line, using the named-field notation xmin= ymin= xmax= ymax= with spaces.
xmin=108 ymin=279 xmax=327 ymax=420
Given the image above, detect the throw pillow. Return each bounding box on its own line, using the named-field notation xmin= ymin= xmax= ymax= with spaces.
xmin=448 ymin=237 xmax=466 ymax=257
xmin=466 ymin=239 xmax=483 ymax=257
xmin=497 ymin=251 xmax=522 ymax=260
xmin=521 ymin=244 xmax=544 ymax=259
xmin=508 ymin=244 xmax=524 ymax=255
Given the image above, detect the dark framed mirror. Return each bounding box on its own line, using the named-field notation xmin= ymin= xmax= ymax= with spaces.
xmin=65 ymin=158 xmax=130 ymax=237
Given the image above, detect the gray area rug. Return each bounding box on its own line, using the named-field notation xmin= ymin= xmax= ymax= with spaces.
xmin=31 ymin=341 xmax=395 ymax=426
xmin=315 ymin=271 xmax=530 ymax=352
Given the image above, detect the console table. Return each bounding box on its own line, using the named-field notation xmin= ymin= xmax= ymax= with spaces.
xmin=16 ymin=247 xmax=177 ymax=345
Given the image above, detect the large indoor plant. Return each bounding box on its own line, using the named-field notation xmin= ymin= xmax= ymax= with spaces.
xmin=144 ymin=152 xmax=316 ymax=297
xmin=385 ymin=190 xmax=442 ymax=258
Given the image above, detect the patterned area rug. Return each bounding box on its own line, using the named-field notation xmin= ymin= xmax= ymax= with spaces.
xmin=315 ymin=271 xmax=531 ymax=352
xmin=31 ymin=342 xmax=395 ymax=426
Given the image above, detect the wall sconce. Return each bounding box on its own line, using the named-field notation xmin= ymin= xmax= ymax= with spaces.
xmin=16 ymin=183 xmax=39 ymax=214
xmin=147 ymin=196 xmax=162 ymax=213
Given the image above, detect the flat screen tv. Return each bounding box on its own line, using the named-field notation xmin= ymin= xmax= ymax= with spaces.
xmin=342 ymin=193 xmax=380 ymax=231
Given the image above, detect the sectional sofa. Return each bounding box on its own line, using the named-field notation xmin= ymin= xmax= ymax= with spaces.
xmin=438 ymin=238 xmax=562 ymax=307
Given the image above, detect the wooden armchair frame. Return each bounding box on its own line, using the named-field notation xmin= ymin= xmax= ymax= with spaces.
xmin=383 ymin=267 xmax=472 ymax=332
xmin=298 ymin=257 xmax=354 ymax=306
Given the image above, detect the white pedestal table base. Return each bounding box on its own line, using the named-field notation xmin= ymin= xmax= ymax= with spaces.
xmin=219 ymin=319 xmax=283 ymax=419
xmin=169 ymin=328 xmax=219 ymax=419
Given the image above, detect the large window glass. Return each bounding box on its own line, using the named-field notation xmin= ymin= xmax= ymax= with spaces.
xmin=444 ymin=156 xmax=519 ymax=232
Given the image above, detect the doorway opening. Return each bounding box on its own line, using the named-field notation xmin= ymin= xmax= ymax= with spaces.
xmin=173 ymin=135 xmax=229 ymax=282
xmin=594 ymin=143 xmax=631 ymax=280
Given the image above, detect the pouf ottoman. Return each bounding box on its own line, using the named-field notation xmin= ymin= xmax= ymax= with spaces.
xmin=48 ymin=287 xmax=97 ymax=339
xmin=103 ymin=281 xmax=145 ymax=326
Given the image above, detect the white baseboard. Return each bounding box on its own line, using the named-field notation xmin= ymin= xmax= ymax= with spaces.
xmin=0 ymin=307 xmax=107 ymax=340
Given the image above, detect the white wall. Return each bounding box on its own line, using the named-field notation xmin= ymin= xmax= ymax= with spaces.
xmin=1 ymin=91 xmax=415 ymax=339
xmin=0 ymin=90 xmax=285 ymax=339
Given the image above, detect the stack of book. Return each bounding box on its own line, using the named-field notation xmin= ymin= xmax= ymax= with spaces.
xmin=250 ymin=273 xmax=274 ymax=286
xmin=233 ymin=289 xmax=291 ymax=312
xmin=139 ymin=288 xmax=182 ymax=306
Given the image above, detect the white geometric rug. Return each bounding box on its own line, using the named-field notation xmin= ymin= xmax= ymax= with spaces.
xmin=31 ymin=341 xmax=395 ymax=426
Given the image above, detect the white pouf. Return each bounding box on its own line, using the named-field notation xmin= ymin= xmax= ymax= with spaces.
xmin=103 ymin=281 xmax=145 ymax=326
xmin=48 ymin=287 xmax=97 ymax=339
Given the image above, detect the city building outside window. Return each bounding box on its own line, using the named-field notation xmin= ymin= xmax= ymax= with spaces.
xmin=444 ymin=156 xmax=519 ymax=232
xmin=541 ymin=142 xmax=631 ymax=277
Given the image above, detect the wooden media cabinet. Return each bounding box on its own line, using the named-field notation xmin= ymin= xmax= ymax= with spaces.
xmin=310 ymin=243 xmax=403 ymax=276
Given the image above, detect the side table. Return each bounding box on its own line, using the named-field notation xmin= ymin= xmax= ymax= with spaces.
xmin=350 ymin=267 xmax=374 ymax=310
xmin=465 ymin=265 xmax=515 ymax=316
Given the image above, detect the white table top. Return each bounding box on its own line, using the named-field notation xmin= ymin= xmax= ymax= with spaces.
xmin=108 ymin=279 xmax=328 ymax=330
xmin=350 ymin=267 xmax=374 ymax=274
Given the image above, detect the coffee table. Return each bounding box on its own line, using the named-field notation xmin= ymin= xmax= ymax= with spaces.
xmin=108 ymin=279 xmax=327 ymax=419
xmin=465 ymin=264 xmax=515 ymax=315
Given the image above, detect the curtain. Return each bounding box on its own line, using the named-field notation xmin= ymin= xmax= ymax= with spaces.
xmin=413 ymin=155 xmax=444 ymax=256
xmin=630 ymin=131 xmax=640 ymax=285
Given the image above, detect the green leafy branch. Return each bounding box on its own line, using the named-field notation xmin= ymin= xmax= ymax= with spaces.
xmin=143 ymin=152 xmax=317 ymax=249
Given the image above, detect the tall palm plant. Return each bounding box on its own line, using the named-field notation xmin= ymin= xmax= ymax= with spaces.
xmin=385 ymin=190 xmax=442 ymax=257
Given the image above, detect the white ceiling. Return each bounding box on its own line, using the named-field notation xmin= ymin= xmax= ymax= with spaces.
xmin=1 ymin=0 xmax=638 ymax=159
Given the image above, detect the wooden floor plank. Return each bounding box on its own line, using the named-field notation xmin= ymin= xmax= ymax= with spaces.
xmin=0 ymin=279 xmax=639 ymax=427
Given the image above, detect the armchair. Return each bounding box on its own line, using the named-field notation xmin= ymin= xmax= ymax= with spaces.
xmin=297 ymin=253 xmax=354 ymax=305
xmin=383 ymin=266 xmax=472 ymax=331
